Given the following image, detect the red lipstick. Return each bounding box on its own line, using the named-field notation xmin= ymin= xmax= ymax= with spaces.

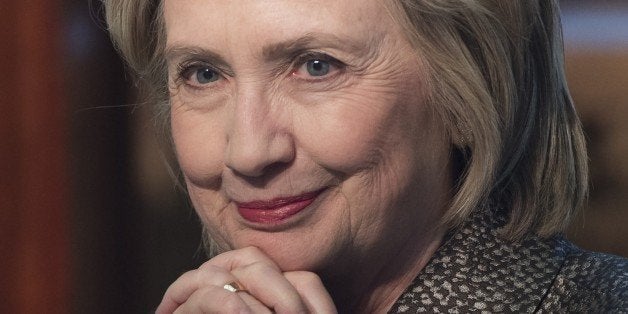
xmin=236 ymin=189 xmax=325 ymax=223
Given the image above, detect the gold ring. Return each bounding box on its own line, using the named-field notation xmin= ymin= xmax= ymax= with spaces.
xmin=223 ymin=281 xmax=246 ymax=293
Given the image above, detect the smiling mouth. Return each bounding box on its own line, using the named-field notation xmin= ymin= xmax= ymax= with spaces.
xmin=235 ymin=188 xmax=327 ymax=224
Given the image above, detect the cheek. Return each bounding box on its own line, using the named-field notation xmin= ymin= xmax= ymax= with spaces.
xmin=171 ymin=107 xmax=227 ymax=185
xmin=300 ymin=111 xmax=382 ymax=171
xmin=295 ymin=87 xmax=428 ymax=174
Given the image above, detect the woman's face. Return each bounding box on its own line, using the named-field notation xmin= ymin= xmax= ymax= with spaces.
xmin=164 ymin=0 xmax=453 ymax=274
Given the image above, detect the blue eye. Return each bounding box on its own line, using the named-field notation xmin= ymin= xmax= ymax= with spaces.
xmin=195 ymin=68 xmax=219 ymax=84
xmin=306 ymin=59 xmax=331 ymax=77
xmin=292 ymin=53 xmax=344 ymax=81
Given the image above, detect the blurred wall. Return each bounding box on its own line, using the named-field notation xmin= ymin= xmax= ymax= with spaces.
xmin=62 ymin=1 xmax=203 ymax=313
xmin=561 ymin=1 xmax=628 ymax=257
xmin=0 ymin=2 xmax=70 ymax=313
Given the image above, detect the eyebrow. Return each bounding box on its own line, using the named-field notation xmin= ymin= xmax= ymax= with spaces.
xmin=165 ymin=32 xmax=370 ymax=67
xmin=164 ymin=46 xmax=234 ymax=75
xmin=260 ymin=33 xmax=367 ymax=61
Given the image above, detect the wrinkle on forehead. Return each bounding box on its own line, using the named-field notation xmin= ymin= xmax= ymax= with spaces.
xmin=162 ymin=0 xmax=400 ymax=50
xmin=165 ymin=32 xmax=378 ymax=64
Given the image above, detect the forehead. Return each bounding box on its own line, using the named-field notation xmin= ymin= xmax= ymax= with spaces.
xmin=162 ymin=0 xmax=400 ymax=51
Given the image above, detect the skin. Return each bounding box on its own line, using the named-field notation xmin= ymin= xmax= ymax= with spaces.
xmin=158 ymin=0 xmax=454 ymax=312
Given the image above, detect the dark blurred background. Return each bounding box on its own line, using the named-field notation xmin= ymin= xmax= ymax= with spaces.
xmin=1 ymin=0 xmax=626 ymax=313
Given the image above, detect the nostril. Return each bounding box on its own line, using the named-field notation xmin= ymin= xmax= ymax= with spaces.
xmin=226 ymin=157 xmax=269 ymax=178
xmin=228 ymin=161 xmax=293 ymax=186
xmin=225 ymin=148 xmax=268 ymax=177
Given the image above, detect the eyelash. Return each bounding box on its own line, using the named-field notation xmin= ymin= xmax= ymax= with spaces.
xmin=173 ymin=51 xmax=346 ymax=90
xmin=291 ymin=52 xmax=345 ymax=80
xmin=175 ymin=61 xmax=223 ymax=91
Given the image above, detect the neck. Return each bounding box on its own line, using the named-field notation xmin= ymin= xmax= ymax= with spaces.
xmin=324 ymin=225 xmax=446 ymax=313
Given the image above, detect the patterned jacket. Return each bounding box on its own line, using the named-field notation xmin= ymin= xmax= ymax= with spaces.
xmin=391 ymin=210 xmax=628 ymax=313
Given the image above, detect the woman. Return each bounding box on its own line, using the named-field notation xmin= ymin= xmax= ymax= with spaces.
xmin=105 ymin=0 xmax=627 ymax=312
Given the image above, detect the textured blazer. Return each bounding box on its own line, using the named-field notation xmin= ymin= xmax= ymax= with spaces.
xmin=390 ymin=210 xmax=628 ymax=313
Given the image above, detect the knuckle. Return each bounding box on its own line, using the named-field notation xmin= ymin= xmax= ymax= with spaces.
xmin=240 ymin=246 xmax=265 ymax=259
xmin=242 ymin=261 xmax=277 ymax=277
xmin=163 ymin=269 xmax=199 ymax=296
xmin=250 ymin=260 xmax=274 ymax=272
xmin=191 ymin=287 xmax=251 ymax=313
xmin=198 ymin=262 xmax=222 ymax=273
xmin=288 ymin=271 xmax=323 ymax=287
xmin=178 ymin=269 xmax=198 ymax=282
xmin=198 ymin=258 xmax=215 ymax=269
xmin=220 ymin=295 xmax=250 ymax=313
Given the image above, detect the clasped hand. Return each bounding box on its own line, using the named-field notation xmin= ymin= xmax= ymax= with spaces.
xmin=156 ymin=247 xmax=338 ymax=313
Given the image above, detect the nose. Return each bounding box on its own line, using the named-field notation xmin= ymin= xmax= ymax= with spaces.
xmin=225 ymin=89 xmax=295 ymax=177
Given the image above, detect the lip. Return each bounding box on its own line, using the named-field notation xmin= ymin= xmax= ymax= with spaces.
xmin=236 ymin=188 xmax=326 ymax=224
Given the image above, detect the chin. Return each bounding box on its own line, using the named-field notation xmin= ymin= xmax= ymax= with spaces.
xmin=232 ymin=229 xmax=342 ymax=272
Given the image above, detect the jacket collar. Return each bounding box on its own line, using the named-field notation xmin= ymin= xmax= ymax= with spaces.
xmin=391 ymin=209 xmax=569 ymax=312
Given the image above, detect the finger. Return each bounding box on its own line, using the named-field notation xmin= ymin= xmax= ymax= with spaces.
xmin=208 ymin=247 xmax=309 ymax=313
xmin=237 ymin=291 xmax=274 ymax=314
xmin=156 ymin=264 xmax=238 ymax=314
xmin=206 ymin=246 xmax=281 ymax=272
xmin=231 ymin=261 xmax=308 ymax=313
xmin=284 ymin=271 xmax=338 ymax=314
xmin=172 ymin=285 xmax=252 ymax=314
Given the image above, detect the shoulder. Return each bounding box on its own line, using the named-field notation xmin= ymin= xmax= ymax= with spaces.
xmin=539 ymin=238 xmax=628 ymax=312
xmin=390 ymin=210 xmax=628 ymax=313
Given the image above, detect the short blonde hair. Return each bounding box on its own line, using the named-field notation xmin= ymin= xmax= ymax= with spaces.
xmin=104 ymin=0 xmax=588 ymax=240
